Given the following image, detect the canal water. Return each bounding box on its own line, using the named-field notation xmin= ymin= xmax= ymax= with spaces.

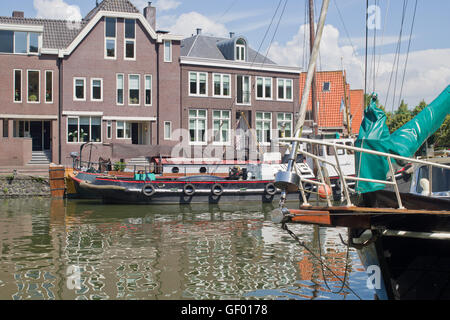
xmin=0 ymin=198 xmax=376 ymax=300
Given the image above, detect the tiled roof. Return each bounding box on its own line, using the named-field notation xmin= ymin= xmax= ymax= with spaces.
xmin=349 ymin=89 xmax=364 ymax=134
xmin=0 ymin=16 xmax=87 ymax=49
xmin=299 ymin=70 xmax=363 ymax=131
xmin=85 ymin=0 xmax=140 ymax=20
xmin=181 ymin=34 xmax=276 ymax=64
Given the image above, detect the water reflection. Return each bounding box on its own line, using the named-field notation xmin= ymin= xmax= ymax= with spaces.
xmin=0 ymin=198 xmax=375 ymax=300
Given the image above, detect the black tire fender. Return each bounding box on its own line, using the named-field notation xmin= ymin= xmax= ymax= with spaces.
xmin=142 ymin=184 xmax=156 ymax=197
xmin=265 ymin=183 xmax=277 ymax=196
xmin=211 ymin=183 xmax=224 ymax=196
xmin=183 ymin=183 xmax=196 ymax=196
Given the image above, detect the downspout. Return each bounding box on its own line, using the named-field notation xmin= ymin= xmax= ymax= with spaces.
xmin=156 ymin=42 xmax=160 ymax=145
xmin=57 ymin=55 xmax=63 ymax=164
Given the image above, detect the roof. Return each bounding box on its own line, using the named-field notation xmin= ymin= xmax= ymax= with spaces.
xmin=181 ymin=34 xmax=276 ymax=65
xmin=85 ymin=0 xmax=140 ymax=21
xmin=299 ymin=70 xmax=364 ymax=131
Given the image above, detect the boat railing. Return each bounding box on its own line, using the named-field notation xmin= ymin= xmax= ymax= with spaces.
xmin=75 ymin=160 xmax=156 ymax=175
xmin=277 ymin=137 xmax=450 ymax=209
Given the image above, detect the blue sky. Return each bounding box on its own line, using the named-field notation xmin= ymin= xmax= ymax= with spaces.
xmin=1 ymin=0 xmax=449 ymax=108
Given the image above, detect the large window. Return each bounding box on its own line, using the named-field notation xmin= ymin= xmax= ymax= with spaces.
xmin=129 ymin=75 xmax=140 ymax=105
xmin=125 ymin=19 xmax=136 ymax=60
xmin=116 ymin=74 xmax=124 ymax=105
xmin=235 ymin=38 xmax=246 ymax=61
xmin=74 ymin=78 xmax=86 ymax=101
xmin=14 ymin=32 xmax=27 ymax=54
xmin=256 ymin=112 xmax=272 ymax=145
xmin=27 ymin=70 xmax=40 ymax=103
xmin=145 ymin=75 xmax=152 ymax=106
xmin=67 ymin=116 xmax=101 ymax=143
xmin=213 ymin=110 xmax=231 ymax=144
xmin=189 ymin=109 xmax=207 ymax=144
xmin=29 ymin=33 xmax=39 ymax=53
xmin=105 ymin=17 xmax=116 ymax=59
xmin=189 ymin=72 xmax=207 ymax=96
xmin=256 ymin=77 xmax=272 ymax=100
xmin=213 ymin=74 xmax=230 ymax=98
xmin=45 ymin=71 xmax=53 ymax=103
xmin=0 ymin=31 xmax=40 ymax=54
xmin=277 ymin=113 xmax=292 ymax=138
xmin=116 ymin=121 xmax=131 ymax=139
xmin=237 ymin=75 xmax=250 ymax=104
xmin=164 ymin=40 xmax=172 ymax=62
xmin=91 ymin=78 xmax=103 ymax=101
xmin=0 ymin=30 xmax=13 ymax=53
xmin=277 ymin=78 xmax=293 ymax=101
xmin=14 ymin=70 xmax=22 ymax=103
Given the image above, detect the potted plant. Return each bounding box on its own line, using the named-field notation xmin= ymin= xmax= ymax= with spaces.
xmin=68 ymin=131 xmax=78 ymax=142
xmin=29 ymin=94 xmax=37 ymax=102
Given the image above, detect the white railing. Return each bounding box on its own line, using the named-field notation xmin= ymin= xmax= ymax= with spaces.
xmin=277 ymin=137 xmax=450 ymax=208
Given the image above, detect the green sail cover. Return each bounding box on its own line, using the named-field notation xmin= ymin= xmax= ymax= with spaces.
xmin=355 ymin=85 xmax=450 ymax=193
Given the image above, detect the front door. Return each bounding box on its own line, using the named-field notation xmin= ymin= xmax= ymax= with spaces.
xmin=30 ymin=121 xmax=43 ymax=151
xmin=43 ymin=121 xmax=51 ymax=150
xmin=131 ymin=123 xmax=139 ymax=145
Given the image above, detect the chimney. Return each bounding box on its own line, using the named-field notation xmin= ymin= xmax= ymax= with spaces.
xmin=196 ymin=28 xmax=202 ymax=35
xmin=229 ymin=32 xmax=235 ymax=39
xmin=12 ymin=11 xmax=24 ymax=18
xmin=143 ymin=2 xmax=156 ymax=31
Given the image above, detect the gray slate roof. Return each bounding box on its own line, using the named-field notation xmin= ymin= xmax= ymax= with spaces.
xmin=181 ymin=34 xmax=276 ymax=65
xmin=85 ymin=0 xmax=140 ymax=21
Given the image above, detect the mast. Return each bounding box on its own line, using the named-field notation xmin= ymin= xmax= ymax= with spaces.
xmin=341 ymin=58 xmax=351 ymax=137
xmin=309 ymin=0 xmax=319 ymax=136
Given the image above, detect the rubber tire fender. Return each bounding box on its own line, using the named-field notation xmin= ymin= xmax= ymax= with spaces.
xmin=265 ymin=183 xmax=277 ymax=196
xmin=211 ymin=183 xmax=224 ymax=196
xmin=142 ymin=184 xmax=156 ymax=197
xmin=183 ymin=183 xmax=196 ymax=196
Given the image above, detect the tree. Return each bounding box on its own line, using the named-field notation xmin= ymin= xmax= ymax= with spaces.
xmin=434 ymin=115 xmax=450 ymax=149
xmin=388 ymin=100 xmax=411 ymax=133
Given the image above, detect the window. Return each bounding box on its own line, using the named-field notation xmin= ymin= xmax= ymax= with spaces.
xmin=256 ymin=77 xmax=272 ymax=100
xmin=74 ymin=78 xmax=86 ymax=101
xmin=105 ymin=17 xmax=116 ymax=59
xmin=45 ymin=71 xmax=53 ymax=103
xmin=27 ymin=70 xmax=40 ymax=103
xmin=164 ymin=121 xmax=172 ymax=140
xmin=0 ymin=30 xmax=13 ymax=53
xmin=14 ymin=70 xmax=22 ymax=103
xmin=189 ymin=72 xmax=207 ymax=96
xmin=189 ymin=109 xmax=207 ymax=144
xmin=129 ymin=75 xmax=140 ymax=105
xmin=116 ymin=121 xmax=131 ymax=139
xmin=91 ymin=78 xmax=103 ymax=101
xmin=277 ymin=113 xmax=292 ymax=138
xmin=277 ymin=78 xmax=293 ymax=101
xmin=236 ymin=38 xmax=246 ymax=61
xmin=28 ymin=33 xmax=39 ymax=53
xmin=323 ymin=82 xmax=331 ymax=92
xmin=2 ymin=119 xmax=8 ymax=138
xmin=213 ymin=74 xmax=230 ymax=97
xmin=107 ymin=120 xmax=112 ymax=139
xmin=14 ymin=32 xmax=27 ymax=54
xmin=237 ymin=75 xmax=250 ymax=104
xmin=145 ymin=75 xmax=152 ymax=106
xmin=213 ymin=110 xmax=231 ymax=144
xmin=256 ymin=112 xmax=272 ymax=144
xmin=116 ymin=74 xmax=124 ymax=105
xmin=67 ymin=116 xmax=102 ymax=143
xmin=124 ymin=19 xmax=136 ymax=60
xmin=164 ymin=40 xmax=172 ymax=62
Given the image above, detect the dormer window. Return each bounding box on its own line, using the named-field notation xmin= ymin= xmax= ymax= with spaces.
xmin=235 ymin=38 xmax=246 ymax=61
xmin=105 ymin=17 xmax=116 ymax=59
xmin=323 ymin=82 xmax=331 ymax=92
xmin=0 ymin=30 xmax=41 ymax=54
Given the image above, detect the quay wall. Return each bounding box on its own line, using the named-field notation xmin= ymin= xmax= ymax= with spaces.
xmin=0 ymin=175 xmax=50 ymax=198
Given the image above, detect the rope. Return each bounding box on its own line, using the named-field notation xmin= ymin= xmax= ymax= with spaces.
xmin=364 ymin=0 xmax=369 ymax=100
xmin=281 ymin=221 xmax=362 ymax=299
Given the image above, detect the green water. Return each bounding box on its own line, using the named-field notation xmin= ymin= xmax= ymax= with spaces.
xmin=0 ymin=198 xmax=375 ymax=300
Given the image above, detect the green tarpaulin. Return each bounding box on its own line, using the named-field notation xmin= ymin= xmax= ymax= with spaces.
xmin=355 ymin=85 xmax=450 ymax=193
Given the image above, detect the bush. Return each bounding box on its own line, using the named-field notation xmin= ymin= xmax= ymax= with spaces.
xmin=114 ymin=161 xmax=126 ymax=172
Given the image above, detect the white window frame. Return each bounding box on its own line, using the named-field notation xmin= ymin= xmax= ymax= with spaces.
xmin=212 ymin=73 xmax=231 ymax=98
xmin=164 ymin=121 xmax=172 ymax=140
xmin=66 ymin=116 xmax=102 ymax=144
xmin=188 ymin=109 xmax=207 ymax=145
xmin=45 ymin=70 xmax=53 ymax=104
xmin=256 ymin=76 xmax=273 ymax=100
xmin=236 ymin=74 xmax=251 ymax=105
xmin=116 ymin=121 xmax=131 ymax=139
xmin=90 ymin=78 xmax=103 ymax=102
xmin=26 ymin=69 xmax=40 ymax=104
xmin=144 ymin=75 xmax=152 ymax=106
xmin=277 ymin=78 xmax=293 ymax=102
xmin=188 ymin=71 xmax=208 ymax=97
xmin=104 ymin=17 xmax=117 ymax=60
xmin=106 ymin=120 xmax=112 ymax=139
xmin=116 ymin=73 xmax=124 ymax=106
xmin=256 ymin=112 xmax=272 ymax=146
xmin=73 ymin=77 xmax=86 ymax=101
xmin=277 ymin=112 xmax=293 ymax=138
xmin=13 ymin=69 xmax=22 ymax=103
xmin=164 ymin=40 xmax=172 ymax=62
xmin=124 ymin=18 xmax=136 ymax=61
xmin=236 ymin=40 xmax=246 ymax=62
xmin=128 ymin=74 xmax=140 ymax=106
xmin=212 ymin=110 xmax=231 ymax=146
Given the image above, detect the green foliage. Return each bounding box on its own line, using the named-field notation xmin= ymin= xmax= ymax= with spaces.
xmin=435 ymin=115 xmax=450 ymax=149
xmin=113 ymin=161 xmax=126 ymax=172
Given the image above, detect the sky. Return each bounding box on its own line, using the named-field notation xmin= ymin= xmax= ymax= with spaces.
xmin=1 ymin=0 xmax=449 ymax=110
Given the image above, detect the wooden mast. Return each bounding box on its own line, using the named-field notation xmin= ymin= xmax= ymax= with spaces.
xmin=309 ymin=0 xmax=319 ymax=137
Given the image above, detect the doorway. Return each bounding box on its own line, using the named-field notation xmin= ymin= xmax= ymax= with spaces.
xmin=29 ymin=121 xmax=51 ymax=151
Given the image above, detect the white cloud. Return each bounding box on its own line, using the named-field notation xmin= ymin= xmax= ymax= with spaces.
xmin=33 ymin=0 xmax=82 ymax=21
xmin=133 ymin=0 xmax=181 ymax=12
xmin=268 ymin=23 xmax=449 ymax=108
xmin=159 ymin=11 xmax=228 ymax=38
